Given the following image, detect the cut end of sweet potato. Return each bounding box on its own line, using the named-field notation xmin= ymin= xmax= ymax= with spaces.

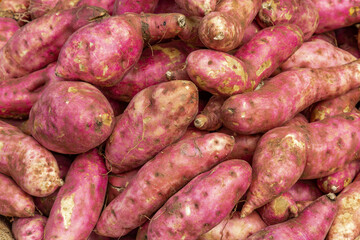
xmin=326 ymin=193 xmax=336 ymax=201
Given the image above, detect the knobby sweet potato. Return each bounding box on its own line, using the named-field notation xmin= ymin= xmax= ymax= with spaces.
xmin=194 ymin=95 xmax=225 ymax=131
xmin=114 ymin=0 xmax=159 ymax=15
xmin=12 ymin=214 xmax=47 ymax=240
xmin=0 ymin=17 xmax=18 ymax=49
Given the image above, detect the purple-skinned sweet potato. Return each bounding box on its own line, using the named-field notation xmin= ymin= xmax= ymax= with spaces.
xmin=256 ymin=0 xmax=319 ymax=40
xmin=175 ymin=0 xmax=216 ymax=16
xmin=55 ymin=13 xmax=186 ymax=87
xmin=0 ymin=5 xmax=109 ymax=80
xmin=0 ymin=0 xmax=29 ymax=24
xmin=327 ymin=173 xmax=360 ymax=240
xmin=12 ymin=214 xmax=47 ymax=240
xmin=0 ymin=173 xmax=35 ymax=217
xmin=199 ymin=211 xmax=267 ymax=240
xmin=317 ymin=160 xmax=360 ymax=194
xmin=336 ymin=25 xmax=360 ymax=58
xmin=194 ymin=95 xmax=225 ymax=131
xmin=221 ymin=59 xmax=360 ymax=135
xmin=101 ymin=40 xmax=196 ymax=102
xmin=147 ymin=160 xmax=251 ymax=240
xmin=114 ymin=0 xmax=159 ymax=15
xmin=247 ymin=193 xmax=337 ymax=240
xmin=198 ymin=0 xmax=261 ymax=52
xmin=0 ymin=17 xmax=18 ymax=49
xmin=96 ymin=133 xmax=235 ymax=237
xmin=107 ymin=169 xmax=138 ymax=204
xmin=105 ymin=80 xmax=198 ymax=174
xmin=0 ymin=120 xmax=62 ymax=197
xmin=44 ymin=149 xmax=108 ymax=240
xmin=187 ymin=24 xmax=303 ymax=96
xmin=280 ymin=38 xmax=356 ymax=71
xmin=24 ymin=81 xmax=115 ymax=154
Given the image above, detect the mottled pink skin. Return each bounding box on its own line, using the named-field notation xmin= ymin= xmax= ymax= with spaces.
xmin=240 ymin=21 xmax=261 ymax=46
xmin=178 ymin=16 xmax=204 ymax=47
xmin=0 ymin=0 xmax=29 ymax=24
xmin=199 ymin=211 xmax=267 ymax=240
xmin=247 ymin=194 xmax=337 ymax=240
xmin=283 ymin=113 xmax=308 ymax=127
xmin=176 ymin=127 xmax=208 ymax=141
xmin=286 ymin=180 xmax=322 ymax=202
xmin=198 ymin=0 xmax=261 ymax=52
xmin=0 ymin=173 xmax=34 ymax=217
xmin=44 ymin=149 xmax=108 ymax=240
xmin=317 ymin=160 xmax=360 ymax=194
xmin=0 ymin=17 xmax=18 ymax=49
xmin=29 ymin=0 xmax=59 ymax=19
xmin=194 ymin=96 xmax=225 ymax=131
xmin=256 ymin=0 xmax=319 ymax=40
xmin=114 ymin=0 xmax=158 ymax=15
xmin=0 ymin=121 xmax=62 ymax=197
xmin=97 ymin=133 xmax=235 ymax=237
xmin=136 ymin=221 xmax=149 ymax=240
xmin=336 ymin=25 xmax=360 ymax=58
xmin=327 ymin=174 xmax=360 ymax=240
xmin=147 ymin=160 xmax=251 ymax=240
xmin=105 ymin=80 xmax=198 ymax=174
xmin=310 ymin=31 xmax=337 ymax=46
xmin=0 ymin=63 xmax=64 ymax=119
xmin=281 ymin=39 xmax=356 ymax=71
xmin=101 ymin=41 xmax=196 ymax=102
xmin=25 ymin=81 xmax=115 ymax=154
xmin=313 ymin=0 xmax=360 ymax=33
xmin=107 ymin=169 xmax=138 ymax=203
xmin=310 ymin=87 xmax=360 ymax=122
xmin=0 ymin=5 xmax=108 ymax=80
xmin=175 ymin=0 xmax=216 ymax=16
xmin=221 ymin=59 xmax=360 ymax=134
xmin=12 ymin=214 xmax=47 ymax=240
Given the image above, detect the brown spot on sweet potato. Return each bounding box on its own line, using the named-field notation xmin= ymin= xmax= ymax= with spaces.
xmin=208 ymin=60 xmax=213 ymax=65
xmin=111 ymin=209 xmax=116 ymax=217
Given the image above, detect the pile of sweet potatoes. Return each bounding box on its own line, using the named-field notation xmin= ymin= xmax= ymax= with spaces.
xmin=2 ymin=0 xmax=360 ymax=239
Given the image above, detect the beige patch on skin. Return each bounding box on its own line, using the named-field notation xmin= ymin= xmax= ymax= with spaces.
xmin=349 ymin=7 xmax=360 ymax=16
xmin=0 ymin=142 xmax=3 ymax=151
xmin=152 ymin=46 xmax=181 ymax=63
xmin=67 ymin=87 xmax=78 ymax=93
xmin=343 ymin=105 xmax=351 ymax=113
xmin=99 ymin=113 xmax=112 ymax=126
xmin=273 ymin=196 xmax=289 ymax=216
xmin=60 ymin=193 xmax=75 ymax=230
xmin=256 ymin=60 xmax=272 ymax=77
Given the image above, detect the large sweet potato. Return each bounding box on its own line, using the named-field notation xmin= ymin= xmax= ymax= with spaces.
xmin=96 ymin=133 xmax=234 ymax=237
xmin=12 ymin=214 xmax=47 ymax=240
xmin=0 ymin=17 xmax=18 ymax=49
xmin=147 ymin=160 xmax=252 ymax=240
xmin=114 ymin=0 xmax=159 ymax=15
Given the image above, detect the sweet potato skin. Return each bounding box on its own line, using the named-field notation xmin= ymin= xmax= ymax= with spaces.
xmin=194 ymin=96 xmax=225 ymax=131
xmin=44 ymin=149 xmax=108 ymax=240
xmin=105 ymin=80 xmax=198 ymax=174
xmin=114 ymin=0 xmax=159 ymax=15
xmin=0 ymin=120 xmax=62 ymax=197
xmin=12 ymin=214 xmax=47 ymax=240
xmin=175 ymin=0 xmax=216 ymax=16
xmin=286 ymin=180 xmax=322 ymax=201
xmin=107 ymin=169 xmax=138 ymax=204
xmin=96 ymin=133 xmax=235 ymax=237
xmin=0 ymin=17 xmax=18 ymax=49
xmin=0 ymin=173 xmax=35 ymax=217
xmin=147 ymin=160 xmax=252 ymax=240
xmin=25 ymin=81 xmax=115 ymax=154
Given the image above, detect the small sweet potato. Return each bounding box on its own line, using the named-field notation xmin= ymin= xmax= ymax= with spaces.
xmin=107 ymin=169 xmax=138 ymax=204
xmin=114 ymin=0 xmax=159 ymax=15
xmin=147 ymin=160 xmax=252 ymax=240
xmin=0 ymin=17 xmax=18 ymax=49
xmin=0 ymin=173 xmax=34 ymax=217
xmin=194 ymin=95 xmax=225 ymax=131
xmin=105 ymin=80 xmax=198 ymax=174
xmin=96 ymin=133 xmax=235 ymax=237
xmin=12 ymin=214 xmax=47 ymax=240
xmin=44 ymin=149 xmax=108 ymax=240
xmin=175 ymin=0 xmax=216 ymax=16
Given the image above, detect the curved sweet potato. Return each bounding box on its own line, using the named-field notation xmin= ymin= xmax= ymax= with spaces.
xmin=12 ymin=214 xmax=47 ymax=240
xmin=194 ymin=95 xmax=225 ymax=131
xmin=0 ymin=17 xmax=18 ymax=49
xmin=114 ymin=0 xmax=159 ymax=15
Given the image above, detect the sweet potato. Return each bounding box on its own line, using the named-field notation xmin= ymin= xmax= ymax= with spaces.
xmin=0 ymin=17 xmax=18 ymax=49
xmin=147 ymin=160 xmax=252 ymax=240
xmin=221 ymin=59 xmax=360 ymax=135
xmin=101 ymin=40 xmax=196 ymax=102
xmin=29 ymin=0 xmax=59 ymax=19
xmin=175 ymin=0 xmax=216 ymax=16
xmin=178 ymin=16 xmax=204 ymax=47
xmin=327 ymin=174 xmax=360 ymax=240
xmin=0 ymin=0 xmax=29 ymax=24
xmin=136 ymin=221 xmax=149 ymax=240
xmin=187 ymin=24 xmax=303 ymax=96
xmin=317 ymin=160 xmax=360 ymax=193
xmin=55 ymin=13 xmax=186 ymax=87
xmin=0 ymin=5 xmax=109 ymax=80
xmin=154 ymin=0 xmax=188 ymax=15
xmin=96 ymin=133 xmax=235 ymax=237
xmin=0 ymin=217 xmax=13 ymax=240
xmin=198 ymin=0 xmax=261 ymax=52
xmin=0 ymin=173 xmax=35 ymax=217
xmin=256 ymin=0 xmax=319 ymax=40
xmin=194 ymin=95 xmax=225 ymax=131
xmin=44 ymin=149 xmax=108 ymax=240
xmin=0 ymin=120 xmax=62 ymax=197
xmin=105 ymin=80 xmax=198 ymax=174
xmin=114 ymin=0 xmax=159 ymax=15
xmin=310 ymin=31 xmax=337 ymax=46
xmin=12 ymin=215 xmax=47 ymax=240
xmin=247 ymin=194 xmax=337 ymax=240
xmin=107 ymin=169 xmax=138 ymax=204
xmin=199 ymin=211 xmax=267 ymax=240
xmin=24 ymin=81 xmax=115 ymax=154
xmin=336 ymin=25 xmax=360 ymax=58
xmin=286 ymin=180 xmax=322 ymax=201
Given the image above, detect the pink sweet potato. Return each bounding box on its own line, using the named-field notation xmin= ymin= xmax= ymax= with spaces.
xmin=187 ymin=24 xmax=303 ymax=96
xmin=55 ymin=13 xmax=186 ymax=87
xmin=107 ymin=169 xmax=138 ymax=204
xmin=114 ymin=0 xmax=159 ymax=15
xmin=154 ymin=0 xmax=188 ymax=15
xmin=327 ymin=174 xmax=360 ymax=240
xmin=105 ymin=80 xmax=198 ymax=174
xmin=0 ymin=0 xmax=29 ymax=24
xmin=176 ymin=126 xmax=208 ymax=141
xmin=136 ymin=221 xmax=149 ymax=240
xmin=0 ymin=5 xmax=108 ymax=80
xmin=0 ymin=120 xmax=62 ymax=197
xmin=199 ymin=211 xmax=267 ymax=240
xmin=0 ymin=173 xmax=34 ymax=217
xmin=24 ymin=81 xmax=115 ymax=154
xmin=44 ymin=149 xmax=108 ymax=240
xmin=310 ymin=31 xmax=337 ymax=46
xmin=147 ymin=160 xmax=251 ymax=240
xmin=247 ymin=193 xmax=337 ymax=240
xmin=256 ymin=0 xmax=319 ymax=40
xmin=178 ymin=16 xmax=204 ymax=47
xmin=317 ymin=160 xmax=360 ymax=193
xmin=194 ymin=95 xmax=225 ymax=131
xmin=175 ymin=0 xmax=216 ymax=16
xmin=221 ymin=59 xmax=360 ymax=135
xmin=198 ymin=0 xmax=261 ymax=52
xmin=336 ymin=25 xmax=360 ymax=58
xmin=12 ymin=214 xmax=47 ymax=240
xmin=101 ymin=40 xmax=196 ymax=102
xmin=240 ymin=21 xmax=261 ymax=46
xmin=96 ymin=133 xmax=235 ymax=237
xmin=0 ymin=17 xmax=18 ymax=49
xmin=286 ymin=180 xmax=322 ymax=202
